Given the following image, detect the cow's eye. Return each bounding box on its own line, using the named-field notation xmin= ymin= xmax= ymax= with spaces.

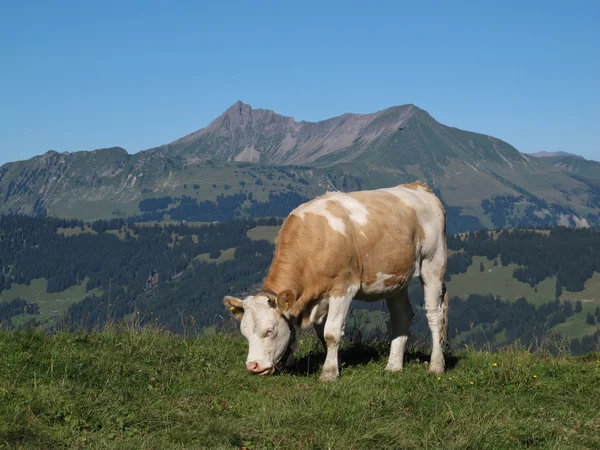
xmin=264 ymin=329 xmax=273 ymax=338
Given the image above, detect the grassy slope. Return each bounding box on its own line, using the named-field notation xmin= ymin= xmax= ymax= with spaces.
xmin=0 ymin=278 xmax=101 ymax=324
xmin=551 ymin=302 xmax=600 ymax=339
xmin=0 ymin=328 xmax=599 ymax=449
xmin=552 ymin=273 xmax=600 ymax=339
xmin=447 ymin=256 xmax=600 ymax=338
xmin=246 ymin=225 xmax=280 ymax=243
xmin=194 ymin=247 xmax=237 ymax=264
xmin=562 ymin=272 xmax=600 ymax=302
xmin=57 ymin=226 xmax=98 ymax=237
xmin=48 ymin=164 xmax=323 ymax=221
xmin=447 ymin=256 xmax=557 ymax=306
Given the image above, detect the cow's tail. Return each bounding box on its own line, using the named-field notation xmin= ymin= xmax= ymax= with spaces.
xmin=440 ymin=282 xmax=449 ymax=344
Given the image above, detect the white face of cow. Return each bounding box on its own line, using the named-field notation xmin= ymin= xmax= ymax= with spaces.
xmin=224 ymin=294 xmax=295 ymax=375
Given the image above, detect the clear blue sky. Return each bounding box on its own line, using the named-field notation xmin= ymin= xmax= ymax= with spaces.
xmin=1 ymin=0 xmax=598 ymax=164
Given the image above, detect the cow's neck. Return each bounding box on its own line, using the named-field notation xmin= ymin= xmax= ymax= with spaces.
xmin=262 ymin=215 xmax=329 ymax=318
xmin=262 ymin=252 xmax=305 ymax=314
xmin=262 ymin=263 xmax=304 ymax=303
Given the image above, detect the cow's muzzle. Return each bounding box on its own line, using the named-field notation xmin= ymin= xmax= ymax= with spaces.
xmin=246 ymin=361 xmax=274 ymax=376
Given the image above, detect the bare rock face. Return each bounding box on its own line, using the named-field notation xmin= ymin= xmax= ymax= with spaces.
xmin=156 ymin=101 xmax=531 ymax=171
xmin=1 ymin=101 xmax=599 ymax=229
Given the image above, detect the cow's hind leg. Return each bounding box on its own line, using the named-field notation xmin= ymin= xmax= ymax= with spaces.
xmin=320 ymin=285 xmax=359 ymax=382
xmin=314 ymin=320 xmax=327 ymax=351
xmin=385 ymin=288 xmax=413 ymax=372
xmin=421 ymin=257 xmax=447 ymax=374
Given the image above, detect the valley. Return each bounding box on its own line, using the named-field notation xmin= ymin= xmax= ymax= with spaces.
xmin=1 ymin=215 xmax=598 ymax=354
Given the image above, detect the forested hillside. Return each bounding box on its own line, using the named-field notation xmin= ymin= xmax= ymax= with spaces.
xmin=1 ymin=215 xmax=599 ymax=353
xmin=0 ymin=214 xmax=282 ymax=332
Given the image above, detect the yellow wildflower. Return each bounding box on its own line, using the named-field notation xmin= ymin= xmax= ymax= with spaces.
xmin=533 ymin=375 xmax=537 ymax=379
xmin=492 ymin=362 xmax=498 ymax=367
xmin=469 ymin=381 xmax=474 ymax=385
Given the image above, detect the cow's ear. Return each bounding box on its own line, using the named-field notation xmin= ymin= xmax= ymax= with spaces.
xmin=263 ymin=291 xmax=277 ymax=309
xmin=276 ymin=290 xmax=296 ymax=314
xmin=224 ymin=296 xmax=244 ymax=319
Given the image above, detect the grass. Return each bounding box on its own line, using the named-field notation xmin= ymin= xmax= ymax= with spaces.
xmin=246 ymin=225 xmax=281 ymax=243
xmin=52 ymin=198 xmax=139 ymax=222
xmin=1 ymin=326 xmax=599 ymax=449
xmin=56 ymin=226 xmax=97 ymax=237
xmin=105 ymin=228 xmax=137 ymax=240
xmin=551 ymin=302 xmax=600 ymax=339
xmin=0 ymin=278 xmax=101 ymax=324
xmin=447 ymin=256 xmax=557 ymax=306
xmin=194 ymin=247 xmax=237 ymax=264
xmin=562 ymin=272 xmax=600 ymax=302
xmin=447 ymin=257 xmax=600 ymax=340
xmin=133 ymin=222 xmax=213 ymax=228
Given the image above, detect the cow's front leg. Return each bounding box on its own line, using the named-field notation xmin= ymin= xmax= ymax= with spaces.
xmin=320 ymin=285 xmax=358 ymax=382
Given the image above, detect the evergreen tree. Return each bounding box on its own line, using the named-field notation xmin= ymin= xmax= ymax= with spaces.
xmin=570 ymin=338 xmax=582 ymax=354
xmin=563 ymin=300 xmax=574 ymax=317
xmin=586 ymin=313 xmax=596 ymax=325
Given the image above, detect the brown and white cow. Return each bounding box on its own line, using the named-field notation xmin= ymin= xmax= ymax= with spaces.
xmin=224 ymin=181 xmax=448 ymax=381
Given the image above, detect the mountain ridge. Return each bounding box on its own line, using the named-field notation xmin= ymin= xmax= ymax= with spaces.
xmin=530 ymin=151 xmax=584 ymax=159
xmin=1 ymin=101 xmax=599 ymax=230
xmin=156 ymin=101 xmax=423 ymax=166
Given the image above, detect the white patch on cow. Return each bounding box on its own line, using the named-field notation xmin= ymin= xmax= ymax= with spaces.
xmin=329 ymin=193 xmax=369 ymax=238
xmin=328 ymin=193 xmax=369 ymax=226
xmin=292 ymin=193 xmax=369 ymax=237
xmin=379 ymin=185 xmax=445 ymax=259
xmin=293 ymin=198 xmax=346 ymax=235
xmin=361 ymin=272 xmax=394 ymax=294
xmin=308 ymin=298 xmax=330 ymax=325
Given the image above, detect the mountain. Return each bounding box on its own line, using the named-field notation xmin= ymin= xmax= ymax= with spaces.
xmin=156 ymin=101 xmax=527 ymax=168
xmin=530 ymin=151 xmax=584 ymax=159
xmin=1 ymin=101 xmax=599 ymax=231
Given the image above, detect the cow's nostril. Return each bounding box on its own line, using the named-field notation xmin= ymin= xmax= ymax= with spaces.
xmin=246 ymin=361 xmax=260 ymax=372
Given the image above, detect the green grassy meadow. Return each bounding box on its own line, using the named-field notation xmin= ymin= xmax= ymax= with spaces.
xmin=0 ymin=327 xmax=599 ymax=449
xmin=0 ymin=278 xmax=101 ymax=325
xmin=194 ymin=248 xmax=237 ymax=264
xmin=246 ymin=225 xmax=280 ymax=243
xmin=446 ymin=256 xmax=600 ymax=341
xmin=446 ymin=256 xmax=557 ymax=306
xmin=551 ymin=301 xmax=600 ymax=340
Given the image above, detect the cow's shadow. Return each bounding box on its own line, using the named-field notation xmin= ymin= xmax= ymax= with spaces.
xmin=284 ymin=342 xmax=460 ymax=376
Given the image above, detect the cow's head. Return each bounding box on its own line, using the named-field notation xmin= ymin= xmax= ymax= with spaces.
xmin=224 ymin=290 xmax=299 ymax=375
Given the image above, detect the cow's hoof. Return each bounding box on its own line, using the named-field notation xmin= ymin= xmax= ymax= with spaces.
xmin=384 ymin=363 xmax=403 ymax=372
xmin=319 ymin=371 xmax=338 ymax=382
xmin=429 ymin=362 xmax=445 ymax=374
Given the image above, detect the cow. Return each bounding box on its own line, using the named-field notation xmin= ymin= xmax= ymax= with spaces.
xmin=224 ymin=181 xmax=448 ymax=381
